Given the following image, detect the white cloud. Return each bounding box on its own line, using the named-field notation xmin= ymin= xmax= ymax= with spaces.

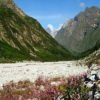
xmin=80 ymin=2 xmax=85 ymax=7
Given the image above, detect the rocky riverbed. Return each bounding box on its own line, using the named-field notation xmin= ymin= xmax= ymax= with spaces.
xmin=0 ymin=61 xmax=87 ymax=87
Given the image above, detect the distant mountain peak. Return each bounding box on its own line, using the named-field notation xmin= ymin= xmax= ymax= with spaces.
xmin=74 ymin=6 xmax=100 ymax=21
xmin=46 ymin=24 xmax=63 ymax=37
xmin=85 ymin=6 xmax=100 ymax=11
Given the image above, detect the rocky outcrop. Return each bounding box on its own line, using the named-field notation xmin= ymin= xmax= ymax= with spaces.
xmin=83 ymin=49 xmax=100 ymax=64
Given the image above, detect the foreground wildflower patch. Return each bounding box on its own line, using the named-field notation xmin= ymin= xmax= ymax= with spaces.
xmin=0 ymin=74 xmax=91 ymax=100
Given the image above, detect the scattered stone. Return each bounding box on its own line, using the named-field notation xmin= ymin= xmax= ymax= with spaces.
xmin=84 ymin=64 xmax=100 ymax=100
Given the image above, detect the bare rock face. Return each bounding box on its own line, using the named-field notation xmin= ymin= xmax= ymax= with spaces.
xmin=55 ymin=7 xmax=100 ymax=57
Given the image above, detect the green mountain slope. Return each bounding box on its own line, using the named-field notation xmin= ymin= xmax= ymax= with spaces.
xmin=83 ymin=49 xmax=100 ymax=64
xmin=0 ymin=0 xmax=73 ymax=62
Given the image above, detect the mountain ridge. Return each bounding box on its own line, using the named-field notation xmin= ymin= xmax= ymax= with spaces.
xmin=0 ymin=0 xmax=25 ymax=16
xmin=55 ymin=6 xmax=100 ymax=57
xmin=0 ymin=0 xmax=74 ymax=62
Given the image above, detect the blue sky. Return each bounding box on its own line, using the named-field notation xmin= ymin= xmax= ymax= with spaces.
xmin=14 ymin=0 xmax=100 ymax=29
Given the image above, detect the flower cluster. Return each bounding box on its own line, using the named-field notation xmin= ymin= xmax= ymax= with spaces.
xmin=0 ymin=73 xmax=89 ymax=100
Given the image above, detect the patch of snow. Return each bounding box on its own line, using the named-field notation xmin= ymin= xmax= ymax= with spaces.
xmin=46 ymin=24 xmax=62 ymax=37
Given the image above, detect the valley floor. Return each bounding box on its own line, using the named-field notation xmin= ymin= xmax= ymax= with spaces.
xmin=0 ymin=61 xmax=88 ymax=87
